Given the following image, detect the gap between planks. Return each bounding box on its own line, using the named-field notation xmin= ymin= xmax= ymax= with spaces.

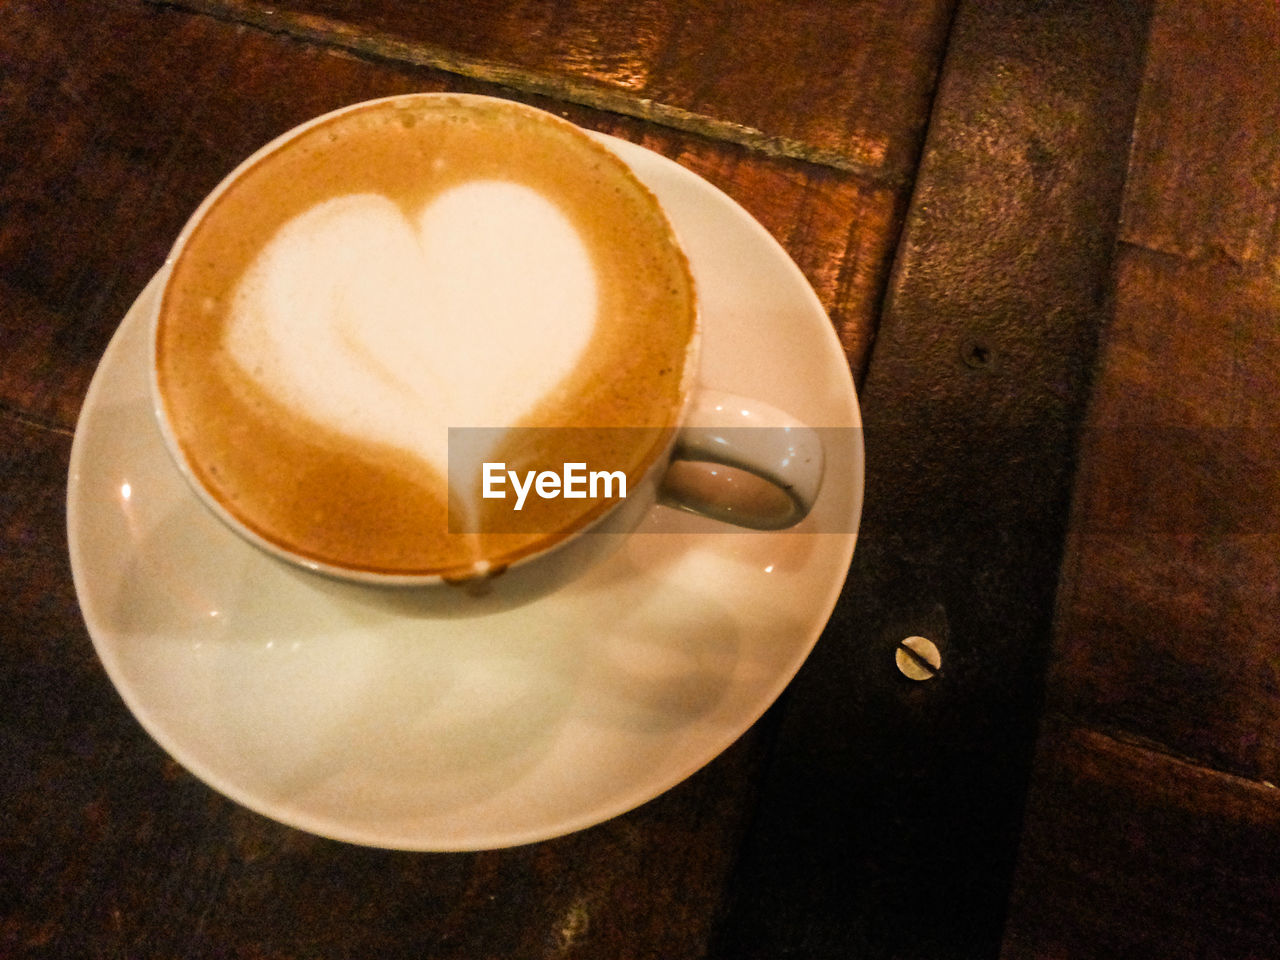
xmin=147 ymin=0 xmax=908 ymax=185
xmin=1 ymin=404 xmax=77 ymax=439
xmin=1044 ymin=716 xmax=1280 ymax=799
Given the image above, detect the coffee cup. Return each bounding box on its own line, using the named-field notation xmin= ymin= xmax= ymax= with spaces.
xmin=149 ymin=93 xmax=823 ymax=594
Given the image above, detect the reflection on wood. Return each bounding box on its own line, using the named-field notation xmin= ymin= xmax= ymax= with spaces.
xmin=153 ymin=0 xmax=956 ymax=177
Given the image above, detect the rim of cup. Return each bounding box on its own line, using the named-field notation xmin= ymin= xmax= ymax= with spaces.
xmin=148 ymin=93 xmax=702 ymax=588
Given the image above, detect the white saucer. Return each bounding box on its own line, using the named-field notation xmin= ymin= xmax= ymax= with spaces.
xmin=66 ymin=135 xmax=863 ymax=851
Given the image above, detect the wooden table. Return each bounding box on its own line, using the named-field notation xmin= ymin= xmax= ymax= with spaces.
xmin=3 ymin=0 xmax=1277 ymax=956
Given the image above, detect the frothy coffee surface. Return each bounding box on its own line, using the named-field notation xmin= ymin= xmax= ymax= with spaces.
xmin=156 ymin=96 xmax=696 ymax=577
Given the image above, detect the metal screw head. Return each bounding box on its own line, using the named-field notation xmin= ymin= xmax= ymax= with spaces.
xmin=896 ymin=635 xmax=941 ymax=681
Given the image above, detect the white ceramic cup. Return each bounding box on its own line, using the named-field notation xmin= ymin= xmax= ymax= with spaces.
xmin=149 ymin=94 xmax=824 ymax=599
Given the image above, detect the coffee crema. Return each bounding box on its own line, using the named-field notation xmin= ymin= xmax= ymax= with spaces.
xmin=155 ymin=95 xmax=696 ymax=578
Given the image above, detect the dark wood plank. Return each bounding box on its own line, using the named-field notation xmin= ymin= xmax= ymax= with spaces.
xmin=1051 ymin=248 xmax=1280 ymax=783
xmin=1002 ymin=0 xmax=1280 ymax=954
xmin=1002 ymin=726 xmax=1280 ymax=959
xmin=154 ymin=0 xmax=957 ymax=180
xmin=710 ymin=0 xmax=1153 ymax=956
xmin=1036 ymin=0 xmax=1280 ymax=819
xmin=1120 ymin=0 xmax=1280 ymax=270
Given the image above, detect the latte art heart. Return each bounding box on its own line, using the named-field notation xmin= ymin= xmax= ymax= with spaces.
xmin=157 ymin=95 xmax=697 ymax=577
xmin=226 ymin=180 xmax=598 ymax=474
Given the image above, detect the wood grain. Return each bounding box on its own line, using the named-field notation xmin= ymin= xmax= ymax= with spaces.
xmin=1003 ymin=0 xmax=1280 ymax=954
xmin=1003 ymin=725 xmax=1280 ymax=959
xmin=1052 ymin=249 xmax=1280 ymax=783
xmin=152 ymin=0 xmax=957 ymax=180
xmin=1046 ymin=0 xmax=1280 ymax=791
xmin=1120 ymin=0 xmax=1280 ymax=272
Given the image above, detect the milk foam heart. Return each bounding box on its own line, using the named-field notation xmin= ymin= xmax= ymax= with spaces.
xmin=156 ymin=94 xmax=698 ymax=578
xmin=226 ymin=181 xmax=598 ymax=475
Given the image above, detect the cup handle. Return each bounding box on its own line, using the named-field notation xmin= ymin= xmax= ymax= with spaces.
xmin=658 ymin=388 xmax=824 ymax=530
